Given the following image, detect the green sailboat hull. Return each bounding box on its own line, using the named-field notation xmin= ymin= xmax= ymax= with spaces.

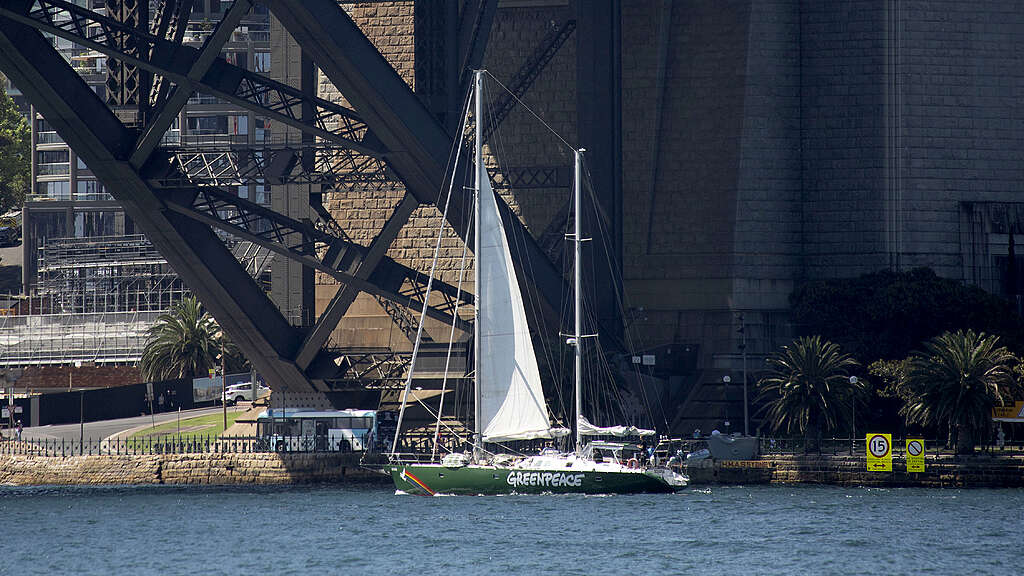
xmin=388 ymin=464 xmax=681 ymax=496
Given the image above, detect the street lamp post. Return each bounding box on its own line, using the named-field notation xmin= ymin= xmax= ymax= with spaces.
xmin=722 ymin=375 xmax=731 ymax=433
xmin=221 ymin=337 xmax=227 ymax=432
xmin=68 ymin=360 xmax=81 ymax=391
xmin=741 ymin=321 xmax=748 ymax=437
xmin=850 ymin=375 xmax=858 ymax=453
xmin=79 ymin=389 xmax=85 ymax=454
xmin=735 ymin=313 xmax=749 ymax=436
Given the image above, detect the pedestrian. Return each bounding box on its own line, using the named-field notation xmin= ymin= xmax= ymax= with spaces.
xmin=158 ymin=393 xmax=165 ymax=412
xmin=15 ymin=420 xmax=22 ymax=441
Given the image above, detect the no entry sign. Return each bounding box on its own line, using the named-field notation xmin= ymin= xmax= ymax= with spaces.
xmin=906 ymin=439 xmax=925 ymax=472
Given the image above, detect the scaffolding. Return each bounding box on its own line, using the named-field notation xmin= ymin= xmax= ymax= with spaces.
xmin=37 ymin=234 xmax=188 ymax=314
xmin=0 ymin=234 xmax=275 ymax=366
xmin=0 ymin=310 xmax=160 ymax=366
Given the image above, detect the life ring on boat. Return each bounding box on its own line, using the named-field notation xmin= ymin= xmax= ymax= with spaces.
xmin=627 ymin=458 xmax=640 ymax=469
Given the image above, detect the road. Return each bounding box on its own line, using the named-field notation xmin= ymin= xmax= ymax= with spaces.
xmin=21 ymin=405 xmax=247 ymax=442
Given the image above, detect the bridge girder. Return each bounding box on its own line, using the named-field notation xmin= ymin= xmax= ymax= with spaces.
xmin=0 ymin=0 xmax=578 ymax=402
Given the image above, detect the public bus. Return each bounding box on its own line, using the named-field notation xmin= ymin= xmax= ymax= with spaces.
xmin=255 ymin=408 xmax=378 ymax=453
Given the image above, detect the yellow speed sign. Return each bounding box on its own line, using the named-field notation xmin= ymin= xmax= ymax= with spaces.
xmin=866 ymin=433 xmax=892 ymax=471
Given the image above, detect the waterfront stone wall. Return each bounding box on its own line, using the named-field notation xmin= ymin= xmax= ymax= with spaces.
xmin=3 ymin=451 xmax=1021 ymax=488
xmin=0 ymin=453 xmax=387 ymax=486
xmin=686 ymin=454 xmax=1024 ymax=488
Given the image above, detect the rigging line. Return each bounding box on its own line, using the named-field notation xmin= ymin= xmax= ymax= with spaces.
xmin=482 ymin=76 xmax=569 ymax=424
xmin=580 ymin=158 xmax=642 ymax=355
xmin=412 ymin=381 xmax=533 ymax=459
xmin=481 ymin=72 xmax=580 ymax=421
xmin=406 ymin=389 xmax=478 ymax=453
xmin=390 ymin=94 xmax=474 ymax=457
xmin=484 ymin=70 xmax=575 ymax=153
xmin=581 ymin=158 xmax=668 ymax=432
xmin=431 ymin=206 xmax=473 ymax=461
xmin=434 ymin=80 xmax=478 ymax=208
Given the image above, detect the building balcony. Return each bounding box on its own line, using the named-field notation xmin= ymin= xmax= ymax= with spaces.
xmin=35 ymin=132 xmax=65 ymax=145
xmin=37 ymin=163 xmax=70 ymax=177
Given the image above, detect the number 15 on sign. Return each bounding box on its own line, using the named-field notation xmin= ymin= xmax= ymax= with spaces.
xmin=866 ymin=433 xmax=892 ymax=471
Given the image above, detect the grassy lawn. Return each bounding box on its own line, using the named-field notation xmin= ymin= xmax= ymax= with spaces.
xmin=128 ymin=412 xmax=242 ymax=443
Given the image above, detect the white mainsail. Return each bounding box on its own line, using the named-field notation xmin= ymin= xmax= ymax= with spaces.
xmin=476 ymin=173 xmax=563 ymax=442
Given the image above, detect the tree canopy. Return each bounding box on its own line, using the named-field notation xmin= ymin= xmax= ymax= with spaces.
xmin=140 ymin=295 xmax=248 ymax=382
xmin=141 ymin=295 xmax=220 ymax=382
xmin=756 ymin=335 xmax=862 ymax=448
xmin=791 ymin=267 xmax=1024 ymax=361
xmin=0 ymin=75 xmax=29 ymax=212
xmin=897 ymin=330 xmax=1020 ymax=453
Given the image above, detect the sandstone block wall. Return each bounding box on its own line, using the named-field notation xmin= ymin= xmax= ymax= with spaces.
xmin=0 ymin=453 xmax=387 ymax=486
xmin=685 ymin=454 xmax=1024 ymax=488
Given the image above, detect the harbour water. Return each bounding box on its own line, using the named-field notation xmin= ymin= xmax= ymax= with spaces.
xmin=1 ymin=483 xmax=1020 ymax=575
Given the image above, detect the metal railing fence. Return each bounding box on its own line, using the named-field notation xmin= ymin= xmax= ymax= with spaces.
xmin=758 ymin=436 xmax=1024 ymax=457
xmin=0 ymin=434 xmax=378 ymax=457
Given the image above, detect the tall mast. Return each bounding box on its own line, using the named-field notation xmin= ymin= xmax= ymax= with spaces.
xmin=573 ymin=148 xmax=584 ymax=454
xmin=473 ymin=69 xmax=483 ymax=461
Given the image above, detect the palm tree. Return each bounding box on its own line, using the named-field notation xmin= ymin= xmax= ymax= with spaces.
xmin=141 ymin=295 xmax=221 ymax=382
xmin=900 ymin=329 xmax=1019 ymax=454
xmin=757 ymin=336 xmax=862 ymax=451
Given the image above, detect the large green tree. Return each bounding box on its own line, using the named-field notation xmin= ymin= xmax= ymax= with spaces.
xmin=899 ymin=329 xmax=1020 ymax=454
xmin=757 ymin=336 xmax=863 ymax=450
xmin=791 ymin=267 xmax=1024 ymax=361
xmin=0 ymin=74 xmax=29 ymax=212
xmin=141 ymin=295 xmax=237 ymax=382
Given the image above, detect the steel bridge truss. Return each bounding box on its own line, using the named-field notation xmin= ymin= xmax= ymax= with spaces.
xmin=0 ymin=0 xmax=576 ymax=401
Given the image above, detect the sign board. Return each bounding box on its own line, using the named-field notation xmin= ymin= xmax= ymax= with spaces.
xmin=992 ymin=401 xmax=1024 ymax=422
xmin=866 ymin=433 xmax=892 ymax=472
xmin=906 ymin=439 xmax=925 ymax=473
xmin=192 ymin=376 xmax=221 ymax=403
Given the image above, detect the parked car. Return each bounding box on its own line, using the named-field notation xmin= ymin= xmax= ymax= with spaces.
xmin=220 ymin=382 xmax=270 ymax=405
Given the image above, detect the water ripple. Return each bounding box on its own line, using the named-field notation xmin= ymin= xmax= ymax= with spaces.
xmin=1 ymin=484 xmax=1021 ymax=575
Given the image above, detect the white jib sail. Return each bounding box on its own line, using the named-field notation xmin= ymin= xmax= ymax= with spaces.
xmin=477 ymin=174 xmax=559 ymax=442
